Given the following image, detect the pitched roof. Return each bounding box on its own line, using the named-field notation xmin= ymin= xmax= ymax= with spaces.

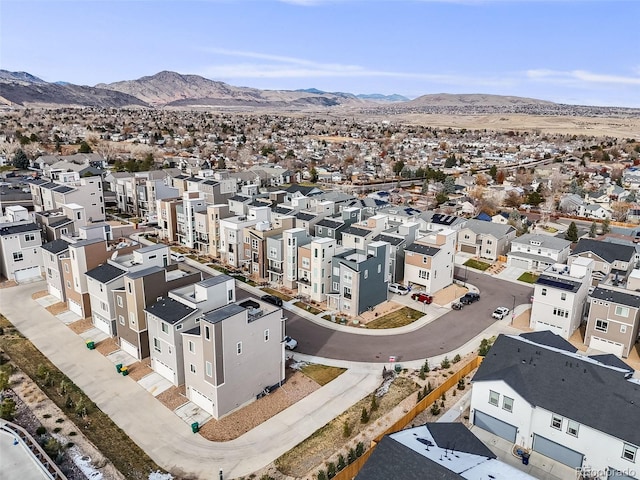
xmin=41 ymin=239 xmax=70 ymax=254
xmin=572 ymin=238 xmax=636 ymax=264
xmin=519 ymin=331 xmax=577 ymax=353
xmin=85 ymin=263 xmax=127 ymax=283
xmin=473 ymin=334 xmax=640 ymax=446
xmin=462 ymin=219 xmax=515 ymax=237
xmin=512 ymin=233 xmax=571 ymax=251
xmin=145 ymin=297 xmax=197 ymax=324
xmin=0 ymin=223 xmax=40 ymax=236
xmin=590 ymin=286 xmax=640 ymax=308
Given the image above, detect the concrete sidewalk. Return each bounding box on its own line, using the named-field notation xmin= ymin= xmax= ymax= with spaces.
xmin=0 ymin=281 xmax=381 ymax=479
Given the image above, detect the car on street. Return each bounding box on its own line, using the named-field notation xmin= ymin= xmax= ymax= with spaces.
xmin=460 ymin=292 xmax=480 ymax=305
xmin=284 ymin=336 xmax=298 ymax=350
xmin=451 ymin=301 xmax=463 ymax=310
xmin=492 ymin=307 xmax=510 ymax=320
xmin=388 ymin=283 xmax=409 ymax=295
xmin=261 ymin=294 xmax=283 ymax=307
xmin=411 ymin=292 xmax=433 ymax=304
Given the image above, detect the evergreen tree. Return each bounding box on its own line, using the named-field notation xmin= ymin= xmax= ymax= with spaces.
xmin=12 ymin=149 xmax=29 ymax=169
xmin=565 ymin=221 xmax=579 ymax=242
xmin=589 ymin=221 xmax=598 ymax=238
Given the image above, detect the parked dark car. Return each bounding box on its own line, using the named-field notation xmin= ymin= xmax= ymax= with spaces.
xmin=460 ymin=292 xmax=480 ymax=305
xmin=261 ymin=294 xmax=283 ymax=307
xmin=411 ymin=292 xmax=433 ymax=304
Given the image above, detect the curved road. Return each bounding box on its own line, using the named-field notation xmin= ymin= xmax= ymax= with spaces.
xmin=286 ymin=269 xmax=533 ymax=362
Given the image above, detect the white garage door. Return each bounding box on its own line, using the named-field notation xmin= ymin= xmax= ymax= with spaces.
xmin=590 ymin=336 xmax=625 ymax=357
xmin=69 ymin=299 xmax=83 ymax=317
xmin=14 ymin=266 xmax=41 ymax=283
xmin=153 ymin=359 xmax=176 ymax=384
xmin=93 ymin=313 xmax=112 ymax=336
xmin=120 ymin=338 xmax=139 ymax=359
xmin=48 ymin=285 xmax=62 ymax=301
xmin=533 ymin=320 xmax=563 ymax=336
xmin=509 ymin=257 xmax=530 ymax=269
xmin=188 ymin=387 xmax=214 ymax=415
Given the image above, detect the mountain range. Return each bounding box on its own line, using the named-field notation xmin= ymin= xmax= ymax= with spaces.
xmin=0 ymin=69 xmax=555 ymax=110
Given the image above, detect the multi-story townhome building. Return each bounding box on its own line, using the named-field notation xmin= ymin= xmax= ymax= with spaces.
xmin=34 ymin=205 xmax=80 ymax=242
xmin=404 ymin=229 xmax=456 ymax=294
xmin=205 ymin=204 xmax=232 ymax=258
xmin=41 ymin=239 xmax=70 ymax=301
xmin=457 ymin=219 xmax=516 ymax=262
xmin=29 ymin=172 xmax=105 ymax=223
xmin=326 ymin=241 xmax=390 ymax=316
xmin=176 ymin=191 xmax=206 ymax=250
xmin=227 ymin=194 xmax=254 ymax=216
xmin=341 ymin=214 xmax=389 ymax=252
xmin=529 ymin=258 xmax=593 ymax=339
xmin=314 ymin=207 xmax=360 ymax=243
xmin=297 ymin=237 xmax=336 ymax=303
xmin=282 ymin=228 xmax=313 ymax=290
xmin=112 ymin=170 xmax=179 ymax=218
xmin=156 ymin=197 xmax=181 ymax=243
xmin=146 ymin=275 xmax=236 ymax=386
xmin=471 ymin=332 xmax=640 ymax=475
xmin=85 ymin=245 xmax=170 ymax=336
xmin=181 ymin=295 xmax=286 ymax=419
xmin=242 ymin=216 xmax=295 ymax=280
xmin=507 ymin=233 xmax=572 ymax=271
xmin=0 ymin=217 xmax=43 ymax=283
xmin=585 ymin=283 xmax=640 ymax=358
xmin=219 ymin=206 xmax=270 ymax=269
xmin=294 ymin=211 xmax=330 ymax=236
xmin=372 ymin=222 xmax=420 ymax=284
xmin=569 ymin=238 xmax=636 ymax=286
xmin=112 ymin=264 xmax=200 ymax=360
xmin=417 ymin=211 xmax=467 ymax=233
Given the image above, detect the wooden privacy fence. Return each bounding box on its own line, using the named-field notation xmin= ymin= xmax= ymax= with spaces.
xmin=332 ymin=356 xmax=483 ymax=480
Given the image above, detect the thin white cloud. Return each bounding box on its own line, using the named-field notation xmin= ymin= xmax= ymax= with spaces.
xmin=527 ymin=69 xmax=640 ymax=86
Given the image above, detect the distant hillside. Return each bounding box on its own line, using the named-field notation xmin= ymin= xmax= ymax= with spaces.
xmin=98 ymin=71 xmax=365 ymax=108
xmin=0 ymin=70 xmax=147 ymax=108
xmin=406 ymin=93 xmax=555 ymax=107
xmin=356 ymin=93 xmax=410 ymax=102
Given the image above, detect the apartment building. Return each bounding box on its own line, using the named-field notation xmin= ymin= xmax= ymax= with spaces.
xmin=156 ymin=197 xmax=181 ymax=243
xmin=340 ymin=214 xmax=388 ymax=252
xmin=404 ymin=229 xmax=456 ymax=294
xmin=176 ymin=191 xmax=207 ymax=250
xmin=181 ymin=296 xmax=286 ymax=419
xmin=112 ymin=170 xmax=179 ymax=219
xmin=297 ymin=237 xmax=336 ymax=303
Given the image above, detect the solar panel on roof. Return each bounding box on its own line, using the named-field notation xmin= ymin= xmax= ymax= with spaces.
xmin=537 ymin=277 xmax=576 ymax=291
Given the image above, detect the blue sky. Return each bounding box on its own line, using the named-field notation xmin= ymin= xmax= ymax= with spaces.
xmin=2 ymin=0 xmax=639 ymax=107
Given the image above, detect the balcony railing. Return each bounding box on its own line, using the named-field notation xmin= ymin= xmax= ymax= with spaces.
xmin=298 ymin=277 xmax=310 ymax=285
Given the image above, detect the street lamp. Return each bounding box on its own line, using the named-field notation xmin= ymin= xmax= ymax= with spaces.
xmin=511 ymin=294 xmax=516 ymax=325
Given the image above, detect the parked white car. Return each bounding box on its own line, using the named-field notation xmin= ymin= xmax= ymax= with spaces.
xmin=284 ymin=336 xmax=298 ymax=350
xmin=492 ymin=307 xmax=510 ymax=320
xmin=388 ymin=283 xmax=409 ymax=295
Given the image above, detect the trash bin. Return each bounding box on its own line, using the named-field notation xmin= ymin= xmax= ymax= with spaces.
xmin=191 ymin=422 xmax=199 ymax=433
xmin=116 ymin=363 xmax=123 ymax=373
xmin=120 ymin=366 xmax=129 ymax=376
xmin=522 ymin=452 xmax=530 ymax=465
xmin=86 ymin=341 xmax=95 ymax=350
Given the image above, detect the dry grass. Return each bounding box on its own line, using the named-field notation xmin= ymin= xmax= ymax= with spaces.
xmin=68 ymin=318 xmax=93 ymax=334
xmin=157 ymin=385 xmax=188 ymax=411
xmin=45 ymin=302 xmax=68 ymax=315
xmin=300 ymin=364 xmax=346 ymax=386
xmin=365 ymin=307 xmax=423 ymax=329
xmin=0 ymin=280 xmax=19 ymax=289
xmin=199 ymin=370 xmax=320 ymax=441
xmin=126 ymin=361 xmax=153 ymax=381
xmin=95 ymin=338 xmax=119 ymax=355
xmin=31 ymin=290 xmax=49 ymax=299
xmin=275 ymin=376 xmax=419 ymax=477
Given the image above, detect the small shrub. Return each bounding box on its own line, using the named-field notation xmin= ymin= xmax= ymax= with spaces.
xmin=360 ymin=407 xmax=369 ymax=424
xmin=36 ymin=426 xmax=46 ymax=435
xmin=55 ymin=418 xmax=64 ymax=423
xmin=441 ymin=357 xmax=451 ymax=369
xmin=418 ymin=367 xmax=426 ymax=380
xmin=64 ymin=395 xmax=73 ymax=410
xmin=337 ymin=454 xmax=346 ymax=471
xmin=317 ymin=469 xmax=327 ymax=480
xmin=479 ymin=338 xmax=494 ymax=356
xmin=356 ymin=441 xmax=365 ymax=457
xmin=68 ymin=431 xmax=77 ymax=436
xmin=370 ymin=394 xmax=378 ymax=412
xmin=36 ymin=364 xmax=49 ymax=379
xmin=342 ymin=421 xmax=351 ymax=438
xmin=53 ymin=427 xmax=62 ymax=433
xmin=457 ymin=378 xmax=466 ymax=390
xmin=427 ymin=381 xmax=432 ymax=394
xmin=43 ymin=413 xmax=52 ymax=419
xmin=327 ymin=462 xmax=336 ymax=479
xmin=0 ymin=398 xmax=16 ymax=420
xmin=348 ymin=448 xmax=357 ymax=464
xmin=441 ymin=400 xmax=445 ymax=408
xmin=453 ymin=354 xmax=461 ymax=363
xmin=417 ymin=390 xmax=423 ymax=403
xmin=453 ymin=389 xmax=457 ymax=397
xmin=423 ymin=359 xmax=430 ymax=373
xmin=430 ymin=403 xmax=441 ymax=415
xmin=441 ymin=392 xmax=446 ymax=401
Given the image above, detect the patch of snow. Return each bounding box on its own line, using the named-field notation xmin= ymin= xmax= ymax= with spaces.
xmin=376 ymin=371 xmax=396 ymax=397
xmin=149 ymin=472 xmax=174 ymax=480
xmin=289 ymin=360 xmax=309 ymax=371
xmin=70 ymin=448 xmax=103 ymax=479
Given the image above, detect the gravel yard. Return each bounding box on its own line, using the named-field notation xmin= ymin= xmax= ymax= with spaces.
xmin=45 ymin=302 xmax=69 ymax=316
xmin=95 ymin=337 xmax=119 ymax=355
xmin=157 ymin=385 xmax=188 ymax=411
xmin=68 ymin=318 xmax=93 ymax=334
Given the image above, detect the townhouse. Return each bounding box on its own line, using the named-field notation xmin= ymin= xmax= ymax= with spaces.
xmin=181 ymin=295 xmax=286 ymax=419
xmin=0 ymin=221 xmax=43 ymax=283
xmin=404 ymin=229 xmax=456 ymax=294
xmin=218 ymin=206 xmax=271 ymax=269
xmin=471 ymin=332 xmax=640 ymax=476
xmin=372 ymin=222 xmax=419 ymax=283
xmin=281 ymin=227 xmax=313 ymax=290
xmin=146 ymin=275 xmax=236 ymax=386
xmin=570 ymin=238 xmax=637 ymax=286
xmin=507 ymin=234 xmax=572 ymax=272
xmin=529 ymin=258 xmax=593 ymax=339
xmin=297 ymin=237 xmax=336 ymax=303
xmin=242 ymin=216 xmax=295 ymax=281
xmin=457 ymin=219 xmax=516 ymax=262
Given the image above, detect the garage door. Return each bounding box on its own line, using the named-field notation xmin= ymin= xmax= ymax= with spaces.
xmin=473 ymin=410 xmax=517 ymax=443
xmin=120 ymin=338 xmax=139 ymax=359
xmin=533 ymin=434 xmax=583 ymax=468
xmin=590 ymin=336 xmax=625 ymax=357
xmin=14 ymin=266 xmax=41 ymax=283
xmin=93 ymin=313 xmax=112 ymax=336
xmin=153 ymin=358 xmax=175 ymax=384
xmin=69 ymin=299 xmax=83 ymax=317
xmin=460 ymin=244 xmax=477 ymax=255
xmin=508 ymin=257 xmax=530 ymax=269
xmin=533 ymin=320 xmax=563 ymax=336
xmin=48 ymin=285 xmax=62 ymax=301
xmin=188 ymin=387 xmax=214 ymax=415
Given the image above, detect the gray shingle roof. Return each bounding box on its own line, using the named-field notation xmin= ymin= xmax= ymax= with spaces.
xmin=145 ymin=297 xmax=197 ymax=324
xmin=572 ymin=238 xmax=636 ymax=264
xmin=473 ymin=334 xmax=640 ymax=447
xmin=461 ymin=219 xmax=515 ymax=237
xmin=85 ymin=263 xmax=126 ymax=283
xmin=342 ymin=226 xmax=372 ymax=237
xmin=0 ymin=223 xmax=40 ymax=236
xmin=41 ymin=239 xmax=70 ymax=254
xmin=590 ymin=286 xmax=640 ymax=308
xmin=512 ymin=233 xmax=571 ymax=251
xmin=202 ymin=303 xmax=245 ymax=324
xmin=372 ymin=233 xmax=405 ymax=246
xmin=405 ymin=243 xmax=440 ymax=256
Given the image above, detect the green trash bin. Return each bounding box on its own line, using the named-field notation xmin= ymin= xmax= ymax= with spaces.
xmin=121 ymin=366 xmax=129 ymax=376
xmin=86 ymin=341 xmax=95 ymax=350
xmin=191 ymin=422 xmax=199 ymax=433
xmin=116 ymin=363 xmax=123 ymax=373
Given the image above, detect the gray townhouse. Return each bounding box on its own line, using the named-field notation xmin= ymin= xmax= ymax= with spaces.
xmin=507 ymin=234 xmax=572 ymax=272
xmin=145 ymin=275 xmax=236 ymax=386
xmin=457 ymin=219 xmax=516 ymax=262
xmin=181 ymin=296 xmax=286 ymax=419
xmin=569 ymin=238 xmax=637 ymax=286
xmin=281 ymin=227 xmax=313 ymax=290
xmin=372 ymin=222 xmax=420 ymax=284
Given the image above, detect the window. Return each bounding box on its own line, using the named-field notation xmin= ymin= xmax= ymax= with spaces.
xmin=251 ymin=239 xmax=258 ymax=249
xmin=119 ymin=315 xmax=125 ymax=326
xmin=269 ymin=247 xmax=277 ymax=258
xmin=502 ymin=396 xmax=514 ymax=413
xmin=567 ymin=420 xmax=579 ymax=437
xmin=595 ymin=319 xmax=608 ymax=332
xmin=189 ymin=364 xmax=196 ymax=374
xmin=378 ymin=264 xmax=381 ymax=274
xmin=561 ymin=293 xmax=567 ymax=301
xmin=332 ymin=282 xmax=339 ymax=291
xmin=489 ymin=390 xmax=499 ymax=406
xmin=333 ymin=267 xmax=340 ymax=276
xmin=25 ymin=233 xmax=35 ymax=242
xmin=161 ymin=322 xmax=168 ymax=334
xmin=117 ymin=296 xmax=123 ymax=308
xmin=188 ymin=340 xmax=195 ymax=353
xmin=616 ymin=306 xmax=630 ymax=317
xmin=551 ymin=415 xmax=563 ymax=430
xmin=623 ymin=443 xmax=637 ymax=462
xmin=541 ymin=288 xmax=547 ymax=296
xmin=418 ymin=270 xmax=428 ymax=280
xmin=621 ymin=324 xmax=628 ymax=334
xmin=129 ymin=312 xmax=136 ymax=327
xmin=264 ymin=329 xmax=269 ymax=342
xmin=205 ymin=361 xmax=212 ymax=377
xmin=153 ymin=337 xmax=161 ymax=353
xmin=423 ymin=256 xmax=428 ymax=264
xmin=127 ymin=283 xmax=132 ymax=294
xmin=236 ymin=342 xmax=242 ymax=355
xmin=12 ymin=252 xmax=23 ymax=262
xmin=344 ymin=287 xmax=352 ymax=299
xmin=228 ymin=289 xmax=233 ymax=301
xmin=66 ymin=280 xmax=71 ymax=288
xmin=100 ymin=301 xmax=107 ymax=311
xmin=64 ymin=264 xmax=69 ymax=273
xmin=364 ymin=269 xmax=368 ymax=279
